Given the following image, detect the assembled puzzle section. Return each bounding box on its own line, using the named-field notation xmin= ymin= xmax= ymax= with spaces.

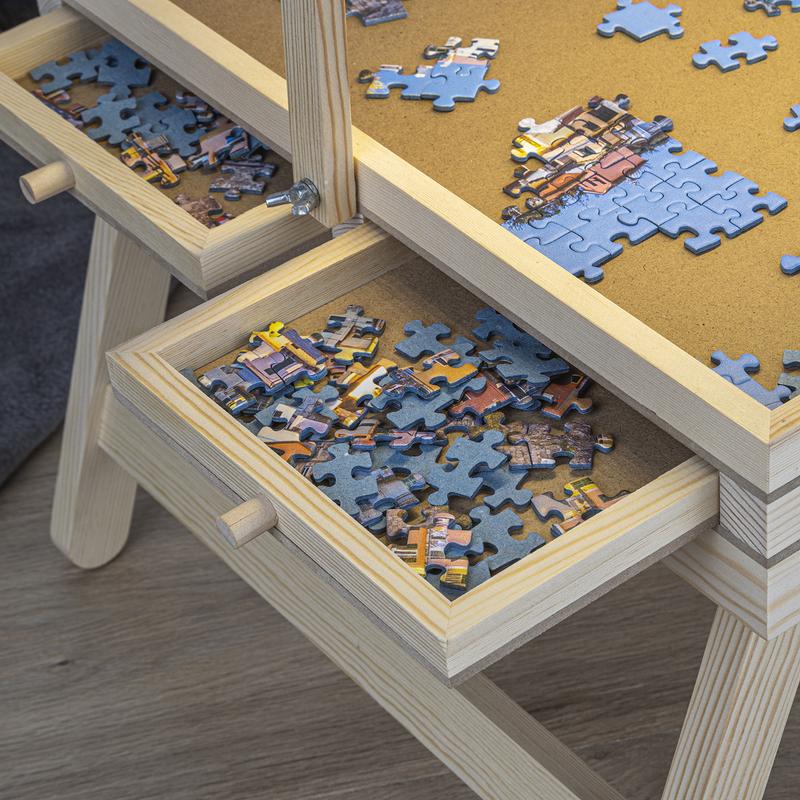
xmin=22 ymin=38 xmax=294 ymax=224
xmin=187 ymin=259 xmax=690 ymax=599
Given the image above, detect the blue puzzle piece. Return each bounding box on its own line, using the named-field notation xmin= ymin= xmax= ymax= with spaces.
xmin=468 ymin=505 xmax=545 ymax=571
xmin=779 ymin=350 xmax=800 ymax=397
xmin=597 ymin=1 xmax=684 ymax=41
xmin=480 ymin=466 xmax=534 ymax=510
xmin=385 ymin=376 xmax=486 ymax=429
xmin=129 ymin=90 xmax=169 ymax=134
xmin=745 ymin=0 xmax=800 ymax=14
xmin=702 ymin=179 xmax=787 ymax=233
xmin=372 ymin=442 xmax=445 ymax=476
xmin=478 ymin=339 xmax=569 ymax=390
xmin=710 ymin=350 xmax=790 ymax=409
xmin=311 ymin=443 xmax=380 ymax=516
xmin=81 ymin=95 xmax=140 ymax=145
xmin=785 ymin=104 xmax=800 ymax=132
xmin=426 ymin=430 xmax=508 ymax=506
xmin=693 ymin=32 xmax=778 ymax=72
xmin=659 ymin=202 xmax=742 ymax=254
xmin=291 ymin=384 xmax=341 ymax=421
xmin=150 ymin=105 xmax=202 ymax=156
xmin=425 ymin=59 xmax=500 ymax=112
xmin=362 ymin=64 xmax=440 ymax=100
xmin=781 ymin=255 xmax=800 ymax=275
xmin=30 ymin=48 xmax=102 ymax=92
xmin=395 ymin=320 xmax=451 ymax=359
xmin=95 ymin=40 xmax=152 ymax=99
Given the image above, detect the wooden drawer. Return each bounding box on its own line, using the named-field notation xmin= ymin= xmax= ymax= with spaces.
xmin=107 ymin=225 xmax=718 ymax=682
xmin=0 ymin=7 xmax=327 ymax=296
xmin=69 ymin=0 xmax=800 ymax=500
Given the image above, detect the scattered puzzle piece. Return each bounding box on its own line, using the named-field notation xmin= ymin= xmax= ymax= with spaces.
xmin=539 ymin=373 xmax=594 ymax=419
xmin=81 ymin=95 xmax=140 ymax=145
xmin=779 ymin=350 xmax=800 ymax=398
xmin=533 ymin=477 xmax=629 ymax=537
xmin=385 ymin=376 xmax=486 ymax=430
xmin=395 ymin=320 xmax=451 ymax=359
xmin=355 ymin=467 xmax=426 ymax=529
xmin=174 ymin=193 xmax=233 ymax=227
xmin=500 ymin=421 xmax=613 ymax=470
xmin=95 ymin=40 xmax=152 ymax=99
xmin=426 ymin=430 xmax=507 ymax=506
xmin=744 ymin=0 xmax=800 ymax=15
xmin=784 ymin=104 xmax=800 ymax=133
xmin=710 ymin=350 xmax=790 ymax=409
xmin=30 ymin=48 xmax=103 ymax=92
xmin=423 ymin=36 xmax=500 ymax=61
xmin=693 ymin=32 xmax=778 ymax=73
xmin=781 ymin=255 xmax=800 ymax=276
xmin=468 ymin=505 xmax=545 ymax=571
xmin=311 ymin=443 xmax=380 ymax=516
xmin=312 ymin=304 xmax=385 ymax=365
xmin=597 ymin=1 xmax=684 ymax=41
xmin=33 ymin=88 xmax=87 ymax=129
xmin=209 ymin=159 xmax=277 ymax=200
xmin=479 ymin=466 xmax=534 ymax=511
xmin=120 ymin=132 xmax=185 ymax=188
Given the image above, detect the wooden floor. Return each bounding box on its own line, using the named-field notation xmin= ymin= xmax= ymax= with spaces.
xmin=3 ymin=434 xmax=800 ymax=799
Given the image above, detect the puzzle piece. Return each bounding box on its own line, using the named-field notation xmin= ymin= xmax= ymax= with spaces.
xmin=197 ymin=364 xmax=258 ymax=415
xmin=387 ymin=508 xmax=472 ymax=591
xmin=533 ymin=477 xmax=628 ymax=537
xmin=779 ymin=350 xmax=800 ymax=398
xmin=120 ymin=132 xmax=186 ymax=188
xmin=30 ymin=48 xmax=103 ymax=92
xmin=693 ymin=32 xmax=778 ymax=73
xmin=372 ymin=442 xmax=445 ymax=478
xmin=127 ymin=90 xmax=170 ymax=137
xmin=210 ymin=160 xmax=277 ymax=200
xmin=385 ymin=376 xmax=486 ymax=430
xmin=395 ymin=320 xmax=451 ymax=359
xmin=32 ymin=88 xmax=87 ymax=129
xmin=781 ymin=255 xmax=800 ymax=276
xmin=345 ymin=0 xmax=408 ymax=26
xmin=95 ymin=40 xmax=152 ymax=99
xmin=477 ymin=332 xmax=569 ymax=389
xmin=785 ymin=105 xmax=800 ymax=133
xmin=710 ymin=350 xmax=790 ymax=409
xmin=312 ymin=304 xmax=385 ymax=365
xmin=479 ymin=465 xmax=534 ymax=511
xmin=359 ymin=64 xmax=439 ymax=101
xmin=744 ymin=0 xmax=800 ymax=15
xmin=187 ymin=122 xmax=249 ymax=170
xmin=173 ymin=193 xmax=232 ymax=227
xmin=354 ymin=467 xmax=426 ymax=529
xmin=701 ymin=179 xmax=787 ymax=234
xmin=266 ymin=440 xmax=317 ymax=465
xmin=311 ymin=444 xmax=380 ymax=516
xmin=539 ymin=373 xmax=593 ymax=419
xmin=259 ymin=392 xmax=335 ymax=441
xmin=175 ymin=89 xmax=216 ymax=125
xmin=597 ymin=1 xmax=683 ymax=41
xmin=500 ymin=421 xmax=613 ymax=471
xmin=468 ymin=505 xmax=545 ymax=571
xmin=419 ymin=348 xmax=479 ymax=387
xmin=333 ymin=418 xmax=384 ymax=450
xmin=425 ymin=430 xmax=508 ymax=506
xmin=143 ymin=105 xmax=202 ymax=156
xmin=81 ymin=95 xmax=140 ymax=145
xmin=423 ymin=36 xmax=500 ymax=62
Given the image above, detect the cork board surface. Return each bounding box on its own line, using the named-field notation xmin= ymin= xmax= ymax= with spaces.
xmin=18 ymin=57 xmax=294 ymax=220
xmin=174 ymin=0 xmax=799 ymax=386
xmin=194 ymin=256 xmax=691 ymax=554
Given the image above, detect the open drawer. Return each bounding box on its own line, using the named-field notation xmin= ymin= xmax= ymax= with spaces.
xmin=68 ymin=0 xmax=800 ymax=499
xmin=0 ymin=7 xmax=327 ymax=296
xmin=107 ymin=224 xmax=718 ymax=682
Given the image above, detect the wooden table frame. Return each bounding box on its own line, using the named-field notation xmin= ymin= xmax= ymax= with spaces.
xmin=11 ymin=1 xmax=800 ymax=797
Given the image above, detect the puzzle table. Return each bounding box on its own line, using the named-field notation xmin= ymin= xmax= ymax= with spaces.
xmin=7 ymin=1 xmax=800 ymax=798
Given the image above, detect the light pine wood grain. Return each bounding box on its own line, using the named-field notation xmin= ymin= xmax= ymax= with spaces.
xmin=217 ymin=497 xmax=278 ymax=548
xmin=106 ymin=227 xmax=717 ymax=681
xmin=720 ymin=475 xmax=800 ymax=563
xmin=62 ymin=0 xmax=798 ymax=498
xmin=50 ymin=217 xmax=170 ymax=569
xmin=662 ymin=608 xmax=800 ymax=800
xmin=281 ymin=0 xmax=355 ymax=227
xmin=98 ymin=395 xmax=626 ymax=800
xmin=19 ymin=160 xmax=74 ymax=203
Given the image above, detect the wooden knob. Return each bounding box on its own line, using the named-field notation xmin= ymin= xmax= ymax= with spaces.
xmin=216 ymin=497 xmax=278 ymax=548
xmin=19 ymin=161 xmax=74 ymax=204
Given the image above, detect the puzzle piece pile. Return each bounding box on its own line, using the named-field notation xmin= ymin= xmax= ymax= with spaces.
xmin=29 ymin=40 xmax=279 ymax=224
xmin=500 ymin=94 xmax=787 ymax=283
xmin=189 ymin=306 xmax=626 ymax=597
xmin=358 ymin=34 xmax=500 ymax=112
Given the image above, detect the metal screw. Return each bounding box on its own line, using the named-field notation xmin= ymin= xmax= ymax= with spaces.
xmin=265 ymin=178 xmax=320 ymax=217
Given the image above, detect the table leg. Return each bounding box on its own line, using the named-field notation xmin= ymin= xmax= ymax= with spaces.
xmin=662 ymin=607 xmax=800 ymax=800
xmin=51 ymin=217 xmax=170 ymax=568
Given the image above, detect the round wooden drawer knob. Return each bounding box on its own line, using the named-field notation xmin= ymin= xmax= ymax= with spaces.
xmin=19 ymin=161 xmax=75 ymax=204
xmin=216 ymin=497 xmax=278 ymax=548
